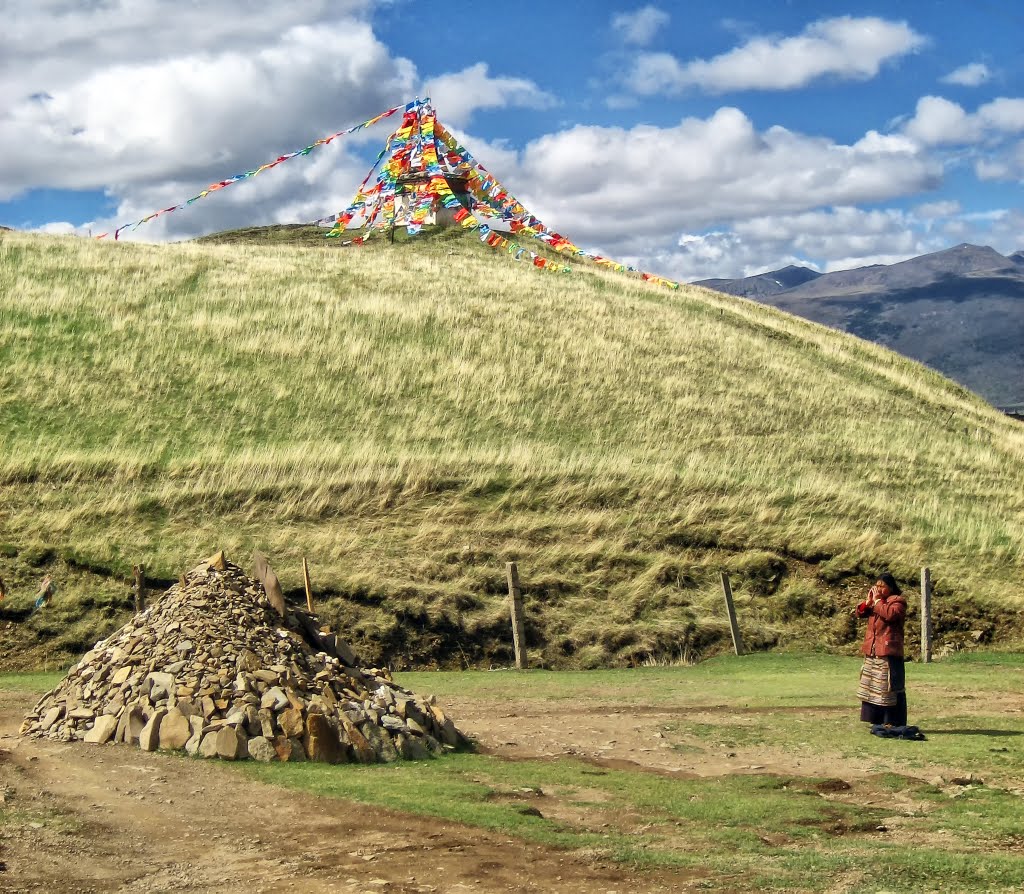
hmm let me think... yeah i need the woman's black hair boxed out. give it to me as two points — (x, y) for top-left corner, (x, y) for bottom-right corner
(877, 572), (902, 596)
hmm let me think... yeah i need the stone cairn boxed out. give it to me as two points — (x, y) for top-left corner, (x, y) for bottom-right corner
(21, 553), (467, 763)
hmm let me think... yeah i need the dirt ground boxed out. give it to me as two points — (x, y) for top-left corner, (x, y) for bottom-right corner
(0, 689), (994, 893)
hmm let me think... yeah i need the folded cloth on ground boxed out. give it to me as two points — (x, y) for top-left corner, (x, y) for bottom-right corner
(870, 724), (926, 740)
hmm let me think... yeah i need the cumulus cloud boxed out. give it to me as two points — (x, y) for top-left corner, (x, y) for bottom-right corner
(903, 95), (1024, 146)
(507, 107), (938, 256)
(941, 62), (991, 87)
(626, 16), (925, 94)
(424, 63), (557, 128)
(611, 6), (670, 46)
(0, 1), (554, 239)
(660, 207), (929, 280)
(649, 202), (1024, 282)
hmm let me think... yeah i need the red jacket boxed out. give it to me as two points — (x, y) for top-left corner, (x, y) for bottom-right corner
(857, 595), (907, 658)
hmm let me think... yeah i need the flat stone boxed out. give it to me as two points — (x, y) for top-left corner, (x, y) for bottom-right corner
(278, 707), (304, 739)
(139, 709), (166, 752)
(176, 640), (194, 654)
(159, 708), (192, 750)
(247, 736), (277, 762)
(83, 715), (119, 745)
(164, 661), (187, 674)
(146, 672), (175, 702)
(260, 687), (289, 712)
(216, 725), (247, 761)
(253, 670), (279, 684)
(68, 707), (96, 721)
(257, 709), (276, 739)
(40, 706), (64, 731)
(111, 666), (132, 686)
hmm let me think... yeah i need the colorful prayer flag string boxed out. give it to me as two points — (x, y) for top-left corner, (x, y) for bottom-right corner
(95, 99), (421, 240)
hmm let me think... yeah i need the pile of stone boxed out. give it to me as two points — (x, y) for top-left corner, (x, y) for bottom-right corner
(21, 553), (466, 763)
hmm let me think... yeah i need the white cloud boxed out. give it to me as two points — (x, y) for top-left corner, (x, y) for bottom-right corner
(611, 6), (670, 46)
(0, 15), (416, 202)
(0, 1), (553, 241)
(652, 204), (1018, 282)
(627, 16), (925, 94)
(914, 199), (961, 218)
(509, 107), (938, 255)
(903, 95), (1024, 146)
(424, 63), (556, 129)
(975, 140), (1024, 182)
(941, 62), (991, 87)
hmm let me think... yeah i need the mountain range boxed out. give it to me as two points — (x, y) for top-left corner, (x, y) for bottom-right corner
(695, 243), (1024, 407)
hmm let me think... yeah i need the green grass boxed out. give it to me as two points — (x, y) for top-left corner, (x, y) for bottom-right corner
(7, 653), (1024, 891)
(2, 227), (1024, 669)
(242, 653), (1024, 893)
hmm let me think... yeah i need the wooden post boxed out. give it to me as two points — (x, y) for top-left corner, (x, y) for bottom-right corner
(132, 564), (145, 613)
(920, 567), (933, 664)
(302, 557), (315, 613)
(719, 572), (745, 656)
(505, 562), (527, 670)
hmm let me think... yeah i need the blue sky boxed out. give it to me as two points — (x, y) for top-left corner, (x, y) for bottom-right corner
(1, 0), (1021, 280)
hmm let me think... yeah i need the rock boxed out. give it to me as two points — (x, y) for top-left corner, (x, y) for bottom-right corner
(360, 722), (400, 763)
(83, 715), (119, 744)
(206, 550), (228, 571)
(257, 709), (276, 739)
(145, 673), (176, 702)
(260, 687), (289, 712)
(158, 708), (192, 750)
(247, 736), (277, 762)
(139, 709), (167, 752)
(18, 553), (468, 765)
(39, 706), (64, 731)
(278, 707), (304, 739)
(304, 713), (345, 764)
(199, 732), (221, 759)
(216, 725), (248, 761)
(341, 719), (377, 764)
(117, 706), (146, 745)
(396, 733), (431, 761)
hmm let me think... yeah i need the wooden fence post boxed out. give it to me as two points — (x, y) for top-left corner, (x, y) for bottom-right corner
(719, 572), (745, 656)
(920, 567), (933, 664)
(505, 562), (527, 670)
(132, 564), (145, 613)
(302, 557), (315, 613)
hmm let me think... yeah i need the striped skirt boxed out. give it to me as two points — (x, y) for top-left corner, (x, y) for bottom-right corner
(857, 656), (903, 707)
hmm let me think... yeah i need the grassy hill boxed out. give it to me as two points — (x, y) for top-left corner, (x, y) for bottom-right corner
(2, 226), (1023, 670)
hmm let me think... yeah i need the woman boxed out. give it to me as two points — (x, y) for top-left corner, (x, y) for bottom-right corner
(856, 572), (907, 727)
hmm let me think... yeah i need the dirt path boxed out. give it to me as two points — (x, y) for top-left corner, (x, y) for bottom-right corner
(0, 692), (690, 894)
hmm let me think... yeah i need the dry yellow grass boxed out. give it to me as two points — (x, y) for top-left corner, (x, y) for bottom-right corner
(1, 227), (1022, 668)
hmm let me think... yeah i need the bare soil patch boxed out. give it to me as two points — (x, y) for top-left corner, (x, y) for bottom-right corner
(0, 692), (692, 893)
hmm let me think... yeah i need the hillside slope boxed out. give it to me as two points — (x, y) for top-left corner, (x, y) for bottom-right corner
(2, 228), (1024, 669)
